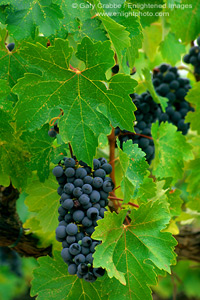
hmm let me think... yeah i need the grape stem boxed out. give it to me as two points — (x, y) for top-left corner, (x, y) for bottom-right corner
(108, 196), (139, 208)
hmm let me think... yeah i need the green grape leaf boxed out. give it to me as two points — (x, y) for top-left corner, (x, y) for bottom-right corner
(151, 122), (194, 183)
(92, 201), (177, 299)
(0, 28), (41, 87)
(166, 189), (183, 217)
(142, 68), (168, 112)
(135, 177), (157, 205)
(185, 82), (200, 135)
(54, 0), (92, 33)
(0, 110), (31, 188)
(119, 141), (150, 203)
(3, 0), (64, 39)
(31, 251), (105, 300)
(168, 0), (200, 43)
(21, 124), (68, 182)
(160, 32), (185, 65)
(0, 79), (12, 111)
(25, 174), (59, 233)
(76, 18), (108, 42)
(143, 23), (162, 62)
(13, 37), (137, 165)
(185, 158), (200, 208)
(93, 0), (131, 67)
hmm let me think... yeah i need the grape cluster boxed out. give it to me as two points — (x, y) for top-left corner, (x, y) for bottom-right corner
(0, 247), (22, 277)
(48, 123), (59, 138)
(183, 37), (200, 74)
(153, 63), (194, 135)
(117, 92), (160, 163)
(53, 157), (114, 282)
(116, 64), (194, 163)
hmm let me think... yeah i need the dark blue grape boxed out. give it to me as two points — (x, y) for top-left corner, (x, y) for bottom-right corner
(99, 208), (107, 218)
(83, 272), (96, 282)
(61, 248), (72, 262)
(69, 243), (81, 255)
(81, 246), (90, 255)
(67, 235), (76, 244)
(48, 129), (57, 137)
(83, 176), (93, 185)
(76, 232), (85, 241)
(101, 163), (112, 174)
(64, 183), (74, 194)
(94, 169), (106, 179)
(64, 213), (73, 223)
(85, 253), (94, 264)
(93, 268), (105, 277)
(73, 210), (85, 222)
(92, 177), (103, 189)
(7, 42), (15, 52)
(68, 264), (77, 275)
(62, 199), (74, 210)
(64, 158), (76, 168)
(64, 167), (75, 178)
(98, 157), (107, 165)
(74, 254), (85, 265)
(90, 190), (100, 203)
(79, 194), (90, 205)
(66, 223), (78, 235)
(93, 159), (101, 170)
(75, 168), (87, 179)
(102, 180), (114, 193)
(74, 179), (83, 187)
(56, 226), (66, 239)
(62, 241), (69, 248)
(82, 237), (92, 247)
(100, 190), (109, 200)
(82, 184), (92, 194)
(82, 217), (93, 227)
(73, 187), (83, 198)
(53, 166), (63, 177)
(58, 206), (67, 217)
(77, 263), (88, 275)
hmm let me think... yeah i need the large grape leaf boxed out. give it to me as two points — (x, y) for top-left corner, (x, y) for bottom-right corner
(185, 82), (200, 135)
(93, 0), (131, 67)
(31, 251), (105, 300)
(25, 174), (60, 233)
(168, 0), (200, 43)
(151, 122), (194, 183)
(92, 201), (176, 300)
(13, 37), (137, 165)
(0, 28), (41, 87)
(21, 124), (68, 182)
(159, 32), (185, 65)
(118, 141), (150, 203)
(0, 0), (64, 39)
(0, 110), (31, 188)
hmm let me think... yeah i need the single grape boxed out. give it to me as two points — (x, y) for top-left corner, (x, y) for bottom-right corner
(64, 167), (75, 178)
(69, 243), (81, 255)
(73, 210), (85, 222)
(56, 226), (66, 239)
(73, 187), (83, 198)
(58, 206), (67, 217)
(90, 190), (100, 203)
(139, 138), (149, 149)
(99, 208), (107, 218)
(74, 254), (86, 265)
(75, 168), (87, 179)
(79, 194), (90, 205)
(76, 232), (85, 241)
(61, 248), (72, 262)
(64, 213), (73, 223)
(82, 237), (92, 247)
(64, 183), (74, 194)
(92, 177), (103, 189)
(7, 42), (15, 52)
(98, 157), (107, 165)
(62, 199), (74, 210)
(62, 241), (69, 248)
(64, 158), (76, 168)
(74, 179), (83, 187)
(53, 166), (64, 177)
(82, 184), (93, 194)
(100, 190), (109, 200)
(102, 180), (114, 193)
(67, 235), (76, 244)
(93, 169), (106, 179)
(77, 263), (88, 275)
(82, 217), (93, 227)
(159, 63), (169, 73)
(48, 129), (57, 138)
(83, 272), (96, 282)
(66, 223), (78, 236)
(101, 163), (112, 174)
(93, 203), (101, 210)
(112, 64), (119, 74)
(68, 264), (77, 275)
(90, 242), (100, 253)
(83, 176), (93, 185)
(85, 253), (94, 264)
(59, 220), (67, 226)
